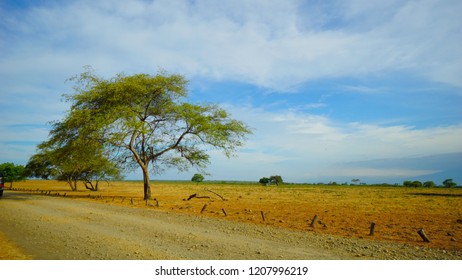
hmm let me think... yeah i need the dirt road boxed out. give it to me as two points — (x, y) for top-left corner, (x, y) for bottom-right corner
(0, 192), (459, 260)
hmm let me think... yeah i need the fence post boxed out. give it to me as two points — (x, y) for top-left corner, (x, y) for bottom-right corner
(417, 229), (431, 242)
(369, 222), (376, 236)
(200, 203), (208, 214)
(310, 214), (318, 228)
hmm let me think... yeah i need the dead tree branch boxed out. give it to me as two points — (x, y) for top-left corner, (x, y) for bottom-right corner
(186, 193), (211, 200)
(205, 188), (226, 201)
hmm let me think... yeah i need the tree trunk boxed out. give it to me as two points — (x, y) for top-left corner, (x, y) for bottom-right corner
(73, 179), (78, 191)
(66, 178), (77, 191)
(142, 166), (152, 200)
(84, 180), (99, 191)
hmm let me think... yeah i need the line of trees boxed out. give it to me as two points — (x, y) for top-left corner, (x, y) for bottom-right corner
(403, 179), (458, 188)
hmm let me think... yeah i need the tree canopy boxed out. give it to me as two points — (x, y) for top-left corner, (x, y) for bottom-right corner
(191, 173), (205, 183)
(259, 175), (283, 186)
(37, 68), (251, 199)
(443, 179), (457, 188)
(0, 162), (26, 188)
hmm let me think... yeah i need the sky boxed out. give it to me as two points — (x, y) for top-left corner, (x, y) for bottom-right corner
(1, 0), (461, 184)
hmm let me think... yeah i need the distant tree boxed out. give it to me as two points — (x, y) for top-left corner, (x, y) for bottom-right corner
(403, 181), (413, 187)
(351, 178), (361, 185)
(423, 181), (435, 188)
(442, 179), (457, 188)
(0, 162), (26, 188)
(259, 177), (270, 186)
(411, 181), (423, 188)
(191, 173), (204, 184)
(269, 175), (283, 186)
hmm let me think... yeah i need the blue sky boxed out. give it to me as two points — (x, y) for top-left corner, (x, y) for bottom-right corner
(1, 0), (461, 184)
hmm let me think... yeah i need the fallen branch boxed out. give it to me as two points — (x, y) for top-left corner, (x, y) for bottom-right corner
(186, 193), (211, 200)
(205, 188), (226, 201)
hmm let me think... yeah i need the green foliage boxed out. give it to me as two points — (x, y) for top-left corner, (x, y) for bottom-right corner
(32, 141), (122, 191)
(403, 181), (412, 187)
(259, 177), (270, 186)
(0, 162), (27, 187)
(30, 122), (123, 191)
(403, 180), (423, 187)
(269, 175), (283, 185)
(423, 181), (435, 188)
(442, 179), (457, 188)
(191, 173), (205, 183)
(25, 153), (57, 180)
(43, 67), (251, 199)
(412, 180), (423, 188)
(259, 175), (283, 186)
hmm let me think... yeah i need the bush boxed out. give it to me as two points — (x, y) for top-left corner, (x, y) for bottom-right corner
(259, 177), (270, 186)
(191, 173), (204, 183)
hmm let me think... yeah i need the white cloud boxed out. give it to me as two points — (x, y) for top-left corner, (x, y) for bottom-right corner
(1, 0), (461, 92)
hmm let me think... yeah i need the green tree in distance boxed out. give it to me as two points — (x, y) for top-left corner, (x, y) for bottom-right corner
(43, 67), (251, 199)
(259, 177), (270, 186)
(191, 173), (205, 184)
(412, 181), (423, 188)
(403, 181), (412, 187)
(443, 179), (457, 188)
(0, 162), (26, 188)
(269, 175), (283, 186)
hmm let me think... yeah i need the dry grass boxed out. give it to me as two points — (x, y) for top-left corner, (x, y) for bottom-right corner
(11, 180), (462, 251)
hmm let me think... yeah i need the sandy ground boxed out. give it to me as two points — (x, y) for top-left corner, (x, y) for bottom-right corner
(0, 191), (460, 260)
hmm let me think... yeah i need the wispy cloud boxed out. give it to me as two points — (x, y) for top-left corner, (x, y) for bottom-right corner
(1, 0), (461, 92)
(340, 85), (383, 95)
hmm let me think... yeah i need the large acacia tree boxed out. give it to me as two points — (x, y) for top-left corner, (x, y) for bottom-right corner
(52, 68), (251, 199)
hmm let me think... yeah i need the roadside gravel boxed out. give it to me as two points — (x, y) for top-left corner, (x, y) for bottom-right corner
(0, 192), (460, 260)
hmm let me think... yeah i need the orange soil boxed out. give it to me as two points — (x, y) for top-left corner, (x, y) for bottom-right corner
(11, 180), (462, 251)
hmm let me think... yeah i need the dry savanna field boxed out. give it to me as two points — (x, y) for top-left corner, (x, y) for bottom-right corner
(9, 180), (462, 251)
